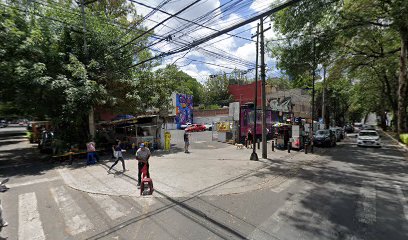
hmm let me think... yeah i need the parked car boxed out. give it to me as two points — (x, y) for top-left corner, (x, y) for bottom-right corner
(204, 123), (213, 131)
(0, 120), (7, 128)
(185, 124), (206, 132)
(354, 123), (363, 133)
(180, 123), (192, 130)
(361, 124), (376, 131)
(330, 127), (343, 141)
(313, 129), (337, 147)
(344, 124), (354, 133)
(357, 130), (381, 147)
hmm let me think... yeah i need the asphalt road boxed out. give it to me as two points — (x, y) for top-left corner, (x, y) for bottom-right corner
(0, 126), (408, 240)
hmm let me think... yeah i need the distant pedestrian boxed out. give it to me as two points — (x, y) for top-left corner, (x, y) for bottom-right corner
(86, 141), (99, 165)
(108, 140), (126, 173)
(136, 143), (151, 188)
(246, 129), (253, 148)
(184, 130), (190, 153)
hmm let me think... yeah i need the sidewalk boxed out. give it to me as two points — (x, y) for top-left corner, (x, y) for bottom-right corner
(58, 143), (326, 198)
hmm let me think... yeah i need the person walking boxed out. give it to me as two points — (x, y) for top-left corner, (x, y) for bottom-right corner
(86, 141), (99, 165)
(246, 129), (253, 148)
(108, 140), (126, 173)
(184, 130), (190, 153)
(136, 143), (151, 188)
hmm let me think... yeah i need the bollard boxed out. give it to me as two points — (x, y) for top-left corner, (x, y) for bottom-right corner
(272, 140), (275, 152)
(305, 143), (308, 154)
(288, 142), (291, 153)
(257, 139), (260, 149)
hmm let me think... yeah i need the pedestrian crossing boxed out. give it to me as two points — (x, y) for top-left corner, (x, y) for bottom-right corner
(3, 184), (156, 240)
(3, 180), (408, 240)
(249, 182), (408, 240)
(18, 192), (45, 240)
(50, 186), (94, 235)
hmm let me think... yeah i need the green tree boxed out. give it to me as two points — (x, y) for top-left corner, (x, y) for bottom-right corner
(204, 73), (233, 107)
(269, 0), (408, 134)
(0, 0), (153, 143)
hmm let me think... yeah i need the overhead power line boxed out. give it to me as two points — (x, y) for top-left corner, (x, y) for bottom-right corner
(129, 0), (302, 68)
(129, 0), (255, 42)
(113, 0), (201, 52)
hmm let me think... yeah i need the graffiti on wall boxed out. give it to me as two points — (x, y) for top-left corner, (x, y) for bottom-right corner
(175, 94), (193, 128)
(269, 97), (292, 112)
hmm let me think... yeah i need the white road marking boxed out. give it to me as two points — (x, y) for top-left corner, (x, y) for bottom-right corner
(248, 186), (311, 240)
(133, 196), (156, 208)
(50, 186), (93, 235)
(18, 192), (46, 240)
(395, 185), (408, 221)
(89, 194), (129, 220)
(357, 181), (376, 224)
(8, 176), (60, 188)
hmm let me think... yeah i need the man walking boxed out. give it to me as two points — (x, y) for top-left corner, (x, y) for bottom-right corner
(184, 130), (190, 153)
(136, 143), (151, 188)
(108, 140), (126, 173)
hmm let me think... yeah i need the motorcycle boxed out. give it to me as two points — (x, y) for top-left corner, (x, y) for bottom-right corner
(0, 178), (9, 232)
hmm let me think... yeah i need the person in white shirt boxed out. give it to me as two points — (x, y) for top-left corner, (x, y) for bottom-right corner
(136, 143), (151, 188)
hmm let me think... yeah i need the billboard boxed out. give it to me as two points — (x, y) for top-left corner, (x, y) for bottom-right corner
(175, 93), (193, 129)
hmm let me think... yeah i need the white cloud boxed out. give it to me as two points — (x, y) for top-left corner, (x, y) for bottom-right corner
(133, 0), (285, 80)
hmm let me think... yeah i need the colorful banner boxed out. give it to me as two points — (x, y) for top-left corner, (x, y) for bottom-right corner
(175, 94), (193, 129)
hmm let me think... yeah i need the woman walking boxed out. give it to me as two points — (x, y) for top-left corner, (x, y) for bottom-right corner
(108, 140), (127, 173)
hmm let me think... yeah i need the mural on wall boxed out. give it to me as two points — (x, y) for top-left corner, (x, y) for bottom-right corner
(175, 94), (193, 129)
(269, 97), (292, 112)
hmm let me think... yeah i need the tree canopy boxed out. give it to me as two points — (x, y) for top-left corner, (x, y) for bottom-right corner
(269, 0), (408, 134)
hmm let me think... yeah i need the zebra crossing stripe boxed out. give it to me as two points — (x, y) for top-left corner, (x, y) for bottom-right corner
(89, 194), (129, 220)
(395, 185), (408, 221)
(248, 186), (312, 239)
(18, 192), (46, 240)
(50, 186), (94, 235)
(357, 181), (376, 224)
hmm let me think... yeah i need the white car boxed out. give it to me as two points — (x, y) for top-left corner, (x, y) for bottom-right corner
(180, 123), (192, 130)
(204, 123), (213, 131)
(357, 130), (381, 147)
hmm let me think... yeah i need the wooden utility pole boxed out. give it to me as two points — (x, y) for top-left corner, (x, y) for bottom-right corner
(80, 0), (95, 138)
(260, 18), (267, 159)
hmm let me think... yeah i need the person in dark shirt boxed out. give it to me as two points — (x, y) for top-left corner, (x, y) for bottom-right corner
(108, 140), (126, 173)
(184, 131), (190, 153)
(246, 129), (253, 148)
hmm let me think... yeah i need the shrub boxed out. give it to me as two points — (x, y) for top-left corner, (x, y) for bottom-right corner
(400, 133), (408, 145)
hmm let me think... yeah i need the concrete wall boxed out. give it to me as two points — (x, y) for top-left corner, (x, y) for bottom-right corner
(195, 116), (223, 124)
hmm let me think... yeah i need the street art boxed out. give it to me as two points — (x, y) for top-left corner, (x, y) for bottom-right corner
(175, 94), (193, 129)
(269, 97), (292, 112)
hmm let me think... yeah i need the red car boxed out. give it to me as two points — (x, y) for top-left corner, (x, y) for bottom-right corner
(185, 124), (206, 132)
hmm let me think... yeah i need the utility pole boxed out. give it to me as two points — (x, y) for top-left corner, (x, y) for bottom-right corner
(250, 23), (260, 161)
(80, 0), (95, 138)
(260, 18), (267, 159)
(322, 66), (327, 129)
(311, 38), (316, 153)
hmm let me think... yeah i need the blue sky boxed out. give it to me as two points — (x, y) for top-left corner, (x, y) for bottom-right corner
(136, 0), (282, 83)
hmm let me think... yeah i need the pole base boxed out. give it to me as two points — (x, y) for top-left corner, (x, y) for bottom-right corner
(250, 152), (259, 161)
